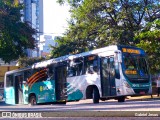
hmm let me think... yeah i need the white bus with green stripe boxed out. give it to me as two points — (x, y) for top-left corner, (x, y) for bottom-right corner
(4, 45), (152, 104)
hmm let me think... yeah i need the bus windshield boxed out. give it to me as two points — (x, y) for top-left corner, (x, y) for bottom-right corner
(123, 53), (149, 79)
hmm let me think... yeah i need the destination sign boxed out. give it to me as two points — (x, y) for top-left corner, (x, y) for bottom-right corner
(122, 48), (140, 54)
(125, 70), (137, 75)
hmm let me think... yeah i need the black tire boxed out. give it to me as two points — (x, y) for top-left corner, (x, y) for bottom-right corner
(118, 96), (125, 102)
(29, 95), (37, 105)
(100, 98), (106, 101)
(93, 88), (100, 104)
(58, 101), (66, 104)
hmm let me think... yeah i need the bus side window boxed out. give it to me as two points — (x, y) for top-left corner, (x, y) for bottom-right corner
(67, 67), (76, 77)
(84, 55), (99, 74)
(67, 58), (83, 77)
(93, 60), (99, 73)
(75, 58), (83, 76)
(39, 68), (48, 82)
(35, 67), (55, 82)
(6, 75), (13, 87)
(29, 68), (47, 82)
(46, 66), (54, 80)
(24, 70), (32, 82)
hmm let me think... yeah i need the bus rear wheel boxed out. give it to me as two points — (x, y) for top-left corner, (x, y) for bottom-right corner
(93, 88), (100, 104)
(29, 95), (37, 105)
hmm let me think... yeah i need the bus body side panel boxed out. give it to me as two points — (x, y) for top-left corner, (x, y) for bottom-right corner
(28, 80), (56, 103)
(67, 74), (101, 101)
(114, 62), (127, 96)
(67, 76), (83, 101)
(5, 87), (15, 104)
(23, 84), (29, 104)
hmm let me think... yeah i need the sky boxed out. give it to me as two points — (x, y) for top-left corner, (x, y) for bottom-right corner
(43, 0), (70, 36)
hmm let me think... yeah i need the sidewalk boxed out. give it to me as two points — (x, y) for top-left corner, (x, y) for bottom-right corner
(127, 95), (160, 101)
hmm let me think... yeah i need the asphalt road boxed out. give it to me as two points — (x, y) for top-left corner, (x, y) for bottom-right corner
(1, 97), (160, 111)
(0, 96), (160, 119)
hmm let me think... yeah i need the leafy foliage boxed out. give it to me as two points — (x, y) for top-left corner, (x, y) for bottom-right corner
(54, 0), (160, 73)
(17, 57), (45, 67)
(136, 19), (160, 73)
(0, 0), (36, 63)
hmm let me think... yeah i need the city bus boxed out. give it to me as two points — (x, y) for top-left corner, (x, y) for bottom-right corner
(4, 63), (67, 105)
(4, 45), (152, 104)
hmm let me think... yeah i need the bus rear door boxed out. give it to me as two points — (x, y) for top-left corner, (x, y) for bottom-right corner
(14, 73), (24, 104)
(55, 64), (67, 102)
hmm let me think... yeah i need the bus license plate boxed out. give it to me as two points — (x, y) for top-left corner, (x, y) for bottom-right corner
(140, 91), (145, 94)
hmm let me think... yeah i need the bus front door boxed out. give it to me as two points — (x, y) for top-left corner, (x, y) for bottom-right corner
(55, 65), (67, 102)
(14, 74), (24, 104)
(101, 57), (116, 97)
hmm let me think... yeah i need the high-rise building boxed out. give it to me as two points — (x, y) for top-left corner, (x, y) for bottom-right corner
(21, 0), (44, 57)
(39, 35), (58, 57)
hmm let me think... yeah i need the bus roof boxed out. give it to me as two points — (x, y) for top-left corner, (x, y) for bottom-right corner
(32, 45), (145, 69)
(5, 67), (31, 75)
(4, 45), (145, 73)
(31, 45), (119, 68)
(4, 45), (145, 74)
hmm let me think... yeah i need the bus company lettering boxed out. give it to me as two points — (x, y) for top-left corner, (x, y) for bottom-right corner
(132, 84), (140, 87)
(40, 85), (53, 91)
(40, 86), (48, 91)
(132, 84), (150, 88)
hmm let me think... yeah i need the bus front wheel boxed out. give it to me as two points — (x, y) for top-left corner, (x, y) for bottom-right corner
(29, 95), (37, 105)
(93, 88), (100, 104)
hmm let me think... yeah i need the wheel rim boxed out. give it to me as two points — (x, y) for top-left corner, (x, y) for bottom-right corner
(30, 97), (36, 105)
(32, 99), (35, 104)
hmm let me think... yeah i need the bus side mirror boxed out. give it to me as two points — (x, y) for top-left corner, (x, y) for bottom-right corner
(114, 51), (121, 79)
(115, 63), (120, 79)
(115, 51), (122, 63)
(117, 53), (122, 63)
(114, 51), (122, 63)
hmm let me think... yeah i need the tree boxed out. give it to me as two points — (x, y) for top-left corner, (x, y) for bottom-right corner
(54, 0), (159, 52)
(136, 19), (160, 73)
(53, 0), (160, 73)
(0, 0), (36, 63)
(17, 57), (45, 67)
